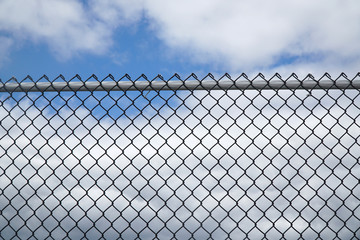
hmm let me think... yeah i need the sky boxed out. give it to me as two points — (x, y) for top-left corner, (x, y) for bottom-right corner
(1, 0), (360, 239)
(0, 0), (360, 80)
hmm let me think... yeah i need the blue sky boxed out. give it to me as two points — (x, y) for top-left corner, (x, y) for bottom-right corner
(1, 0), (360, 81)
(0, 20), (196, 80)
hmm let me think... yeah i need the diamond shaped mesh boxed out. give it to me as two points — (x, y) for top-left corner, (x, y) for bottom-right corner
(0, 74), (360, 239)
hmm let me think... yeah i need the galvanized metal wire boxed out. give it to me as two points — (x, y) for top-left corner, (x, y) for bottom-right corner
(1, 73), (360, 239)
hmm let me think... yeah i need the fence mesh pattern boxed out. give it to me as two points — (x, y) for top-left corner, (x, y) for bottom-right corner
(1, 74), (360, 239)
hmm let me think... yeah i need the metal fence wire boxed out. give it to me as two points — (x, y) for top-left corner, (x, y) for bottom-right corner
(0, 73), (360, 239)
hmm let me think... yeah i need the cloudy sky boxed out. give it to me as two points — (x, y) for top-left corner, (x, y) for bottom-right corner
(0, 0), (360, 80)
(1, 0), (360, 239)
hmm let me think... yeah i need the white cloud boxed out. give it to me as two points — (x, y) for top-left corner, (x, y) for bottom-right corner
(0, 0), (359, 73)
(89, 0), (144, 26)
(144, 0), (360, 73)
(0, 0), (143, 60)
(0, 36), (13, 66)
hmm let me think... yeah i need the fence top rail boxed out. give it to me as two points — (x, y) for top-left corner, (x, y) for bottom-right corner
(1, 73), (360, 92)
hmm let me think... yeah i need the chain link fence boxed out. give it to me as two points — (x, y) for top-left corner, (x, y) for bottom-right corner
(1, 73), (360, 239)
